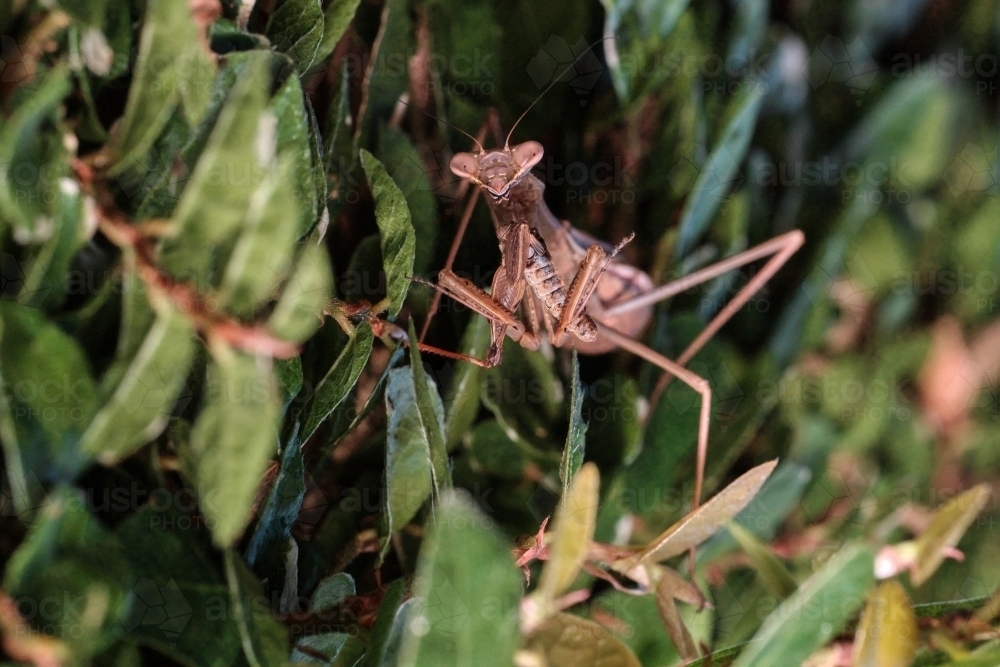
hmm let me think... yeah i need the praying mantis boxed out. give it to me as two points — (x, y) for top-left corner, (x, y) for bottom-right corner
(415, 90), (805, 514)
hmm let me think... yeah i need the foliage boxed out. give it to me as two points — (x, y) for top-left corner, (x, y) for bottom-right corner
(1, 0), (999, 665)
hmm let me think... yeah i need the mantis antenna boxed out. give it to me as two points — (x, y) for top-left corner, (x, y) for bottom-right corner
(392, 91), (485, 153)
(504, 34), (616, 149)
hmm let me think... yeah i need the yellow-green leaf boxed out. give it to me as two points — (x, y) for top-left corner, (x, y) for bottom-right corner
(629, 460), (778, 566)
(536, 462), (600, 607)
(852, 580), (918, 667)
(912, 485), (991, 586)
(522, 613), (642, 667)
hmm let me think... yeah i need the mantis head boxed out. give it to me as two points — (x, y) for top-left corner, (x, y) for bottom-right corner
(450, 141), (544, 202)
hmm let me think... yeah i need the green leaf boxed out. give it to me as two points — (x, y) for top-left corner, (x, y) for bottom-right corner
(0, 65), (71, 236)
(601, 0), (692, 100)
(271, 72), (322, 237)
(466, 420), (527, 478)
(158, 53), (274, 291)
(675, 86), (765, 259)
(80, 308), (196, 463)
(267, 237), (334, 343)
(560, 350), (587, 489)
(397, 492), (522, 667)
(317, 0), (363, 64)
(187, 349), (282, 547)
(4, 487), (132, 659)
(322, 62), (356, 225)
(0, 301), (98, 480)
(843, 73), (958, 192)
(358, 0), (410, 143)
(725, 521), (797, 600)
(379, 367), (434, 561)
(911, 485), (991, 586)
(853, 581), (918, 667)
(275, 355), (304, 412)
(300, 321), (374, 443)
(408, 320), (451, 495)
(266, 0), (324, 74)
(523, 613), (642, 667)
(731, 544), (874, 667)
(15, 174), (84, 311)
(111, 0), (215, 167)
(482, 343), (563, 447)
(217, 156), (300, 318)
(360, 149), (416, 318)
(377, 126), (438, 275)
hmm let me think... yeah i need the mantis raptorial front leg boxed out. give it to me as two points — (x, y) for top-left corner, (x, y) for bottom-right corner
(422, 221), (634, 367)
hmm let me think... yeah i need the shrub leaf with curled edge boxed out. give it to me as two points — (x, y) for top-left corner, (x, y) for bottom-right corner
(614, 459), (779, 580)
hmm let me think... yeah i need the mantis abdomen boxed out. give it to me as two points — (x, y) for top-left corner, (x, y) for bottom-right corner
(522, 227), (598, 342)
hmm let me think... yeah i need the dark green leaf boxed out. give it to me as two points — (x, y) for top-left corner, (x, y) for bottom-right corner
(377, 126), (438, 275)
(111, 0), (215, 167)
(359, 150), (416, 318)
(266, 0), (324, 74)
(244, 435), (305, 575)
(271, 73), (322, 237)
(317, 0), (362, 64)
(301, 321), (374, 443)
(158, 53), (273, 290)
(268, 236), (335, 344)
(117, 509), (249, 665)
(187, 349), (282, 547)
(675, 87), (765, 259)
(80, 308), (196, 463)
(725, 520), (797, 600)
(223, 549), (291, 667)
(442, 315), (489, 452)
(362, 578), (406, 667)
(4, 487), (132, 659)
(0, 66), (71, 236)
(408, 320), (451, 495)
(0, 301), (97, 481)
(560, 350), (587, 489)
(379, 367), (434, 561)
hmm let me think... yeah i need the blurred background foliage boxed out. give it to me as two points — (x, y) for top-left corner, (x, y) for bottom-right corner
(1, 0), (999, 665)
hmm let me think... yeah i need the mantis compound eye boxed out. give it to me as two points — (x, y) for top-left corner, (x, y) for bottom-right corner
(450, 152), (480, 180)
(511, 141), (544, 172)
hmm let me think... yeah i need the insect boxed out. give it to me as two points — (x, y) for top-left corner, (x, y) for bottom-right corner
(416, 52), (805, 515)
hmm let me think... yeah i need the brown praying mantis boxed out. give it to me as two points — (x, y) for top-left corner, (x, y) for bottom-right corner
(413, 52), (805, 517)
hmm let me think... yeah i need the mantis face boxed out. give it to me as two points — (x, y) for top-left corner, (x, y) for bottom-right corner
(449, 141), (544, 202)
